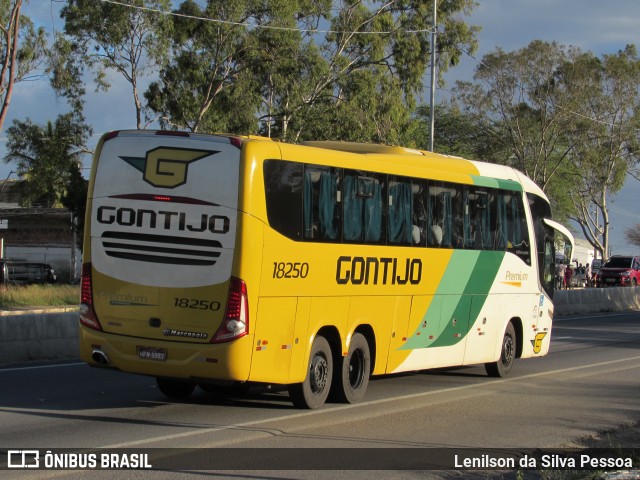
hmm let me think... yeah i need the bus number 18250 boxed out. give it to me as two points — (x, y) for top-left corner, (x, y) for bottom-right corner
(272, 262), (309, 279)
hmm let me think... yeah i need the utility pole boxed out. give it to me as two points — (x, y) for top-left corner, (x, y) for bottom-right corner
(428, 0), (437, 152)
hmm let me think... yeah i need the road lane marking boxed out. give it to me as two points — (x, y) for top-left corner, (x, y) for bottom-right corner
(100, 354), (640, 448)
(0, 362), (85, 373)
(555, 312), (639, 321)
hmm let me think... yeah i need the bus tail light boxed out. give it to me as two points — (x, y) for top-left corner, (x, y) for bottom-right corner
(79, 263), (102, 331)
(212, 277), (248, 343)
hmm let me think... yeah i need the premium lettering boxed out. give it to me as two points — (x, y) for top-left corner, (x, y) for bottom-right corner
(97, 206), (230, 234)
(336, 256), (422, 285)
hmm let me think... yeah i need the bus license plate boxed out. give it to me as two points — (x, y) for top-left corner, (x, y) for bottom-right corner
(137, 347), (167, 361)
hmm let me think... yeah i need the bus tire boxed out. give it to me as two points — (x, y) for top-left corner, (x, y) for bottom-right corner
(156, 378), (196, 399)
(288, 336), (333, 409)
(335, 333), (370, 404)
(485, 322), (516, 378)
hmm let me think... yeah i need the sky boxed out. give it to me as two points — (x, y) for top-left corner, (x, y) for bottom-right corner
(4, 0), (640, 255)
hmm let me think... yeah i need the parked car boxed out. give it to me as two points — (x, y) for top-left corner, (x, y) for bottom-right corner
(0, 260), (57, 285)
(595, 255), (640, 287)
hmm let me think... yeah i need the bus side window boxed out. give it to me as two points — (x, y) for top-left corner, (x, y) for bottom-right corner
(388, 177), (413, 245)
(451, 185), (464, 248)
(464, 188), (489, 250)
(304, 166), (341, 241)
(463, 188), (472, 248)
(496, 192), (509, 250)
(343, 171), (384, 243)
(264, 160), (303, 241)
(429, 182), (458, 248)
(411, 180), (428, 246)
(465, 188), (494, 250)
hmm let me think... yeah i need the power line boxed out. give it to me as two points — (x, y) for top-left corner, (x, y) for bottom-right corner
(609, 205), (640, 220)
(99, 0), (437, 35)
(99, 0), (640, 133)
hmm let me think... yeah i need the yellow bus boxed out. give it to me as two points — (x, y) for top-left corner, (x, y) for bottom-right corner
(79, 130), (573, 409)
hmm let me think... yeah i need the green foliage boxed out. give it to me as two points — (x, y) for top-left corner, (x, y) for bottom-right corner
(453, 41), (581, 192)
(3, 113), (91, 208)
(410, 103), (495, 158)
(451, 40), (640, 257)
(144, 0), (480, 141)
(48, 34), (86, 114)
(144, 0), (262, 132)
(61, 163), (88, 248)
(60, 0), (173, 129)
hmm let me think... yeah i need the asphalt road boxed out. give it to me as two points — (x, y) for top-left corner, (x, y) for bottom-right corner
(1, 311), (639, 479)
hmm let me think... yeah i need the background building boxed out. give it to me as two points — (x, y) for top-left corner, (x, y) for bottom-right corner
(0, 179), (80, 283)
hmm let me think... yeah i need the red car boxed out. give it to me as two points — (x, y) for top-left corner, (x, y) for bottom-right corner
(596, 255), (640, 287)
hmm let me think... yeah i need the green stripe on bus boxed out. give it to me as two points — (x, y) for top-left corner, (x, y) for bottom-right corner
(471, 175), (523, 192)
(401, 250), (505, 350)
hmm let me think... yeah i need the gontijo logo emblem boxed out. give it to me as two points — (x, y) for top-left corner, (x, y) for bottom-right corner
(531, 332), (547, 354)
(120, 147), (217, 188)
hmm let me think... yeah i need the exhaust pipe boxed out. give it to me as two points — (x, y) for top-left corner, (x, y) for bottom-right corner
(92, 350), (111, 365)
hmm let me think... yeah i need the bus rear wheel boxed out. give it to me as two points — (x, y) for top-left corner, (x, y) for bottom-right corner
(288, 336), (333, 409)
(485, 322), (516, 378)
(156, 378), (196, 399)
(334, 333), (370, 404)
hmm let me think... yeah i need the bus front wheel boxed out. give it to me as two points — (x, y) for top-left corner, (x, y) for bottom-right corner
(288, 336), (333, 409)
(334, 333), (370, 404)
(485, 322), (516, 378)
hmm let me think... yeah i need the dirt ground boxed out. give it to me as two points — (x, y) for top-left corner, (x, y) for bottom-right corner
(574, 420), (640, 449)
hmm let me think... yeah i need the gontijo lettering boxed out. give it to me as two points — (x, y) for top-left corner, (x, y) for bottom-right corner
(336, 256), (422, 285)
(96, 206), (230, 234)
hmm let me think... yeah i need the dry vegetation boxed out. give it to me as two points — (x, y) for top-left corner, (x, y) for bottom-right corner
(0, 284), (79, 309)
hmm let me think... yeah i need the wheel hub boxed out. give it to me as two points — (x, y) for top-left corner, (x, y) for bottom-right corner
(349, 350), (365, 389)
(310, 354), (328, 393)
(502, 336), (514, 365)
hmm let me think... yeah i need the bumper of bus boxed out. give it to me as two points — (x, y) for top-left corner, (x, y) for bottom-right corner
(79, 325), (254, 382)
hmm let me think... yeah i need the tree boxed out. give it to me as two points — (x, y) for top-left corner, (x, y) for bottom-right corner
(61, 161), (88, 248)
(563, 46), (640, 259)
(249, 0), (332, 141)
(259, 0), (480, 143)
(452, 41), (582, 193)
(409, 102), (495, 158)
(61, 0), (172, 129)
(146, 0), (480, 142)
(452, 41), (640, 259)
(0, 0), (47, 131)
(625, 225), (640, 247)
(3, 113), (91, 208)
(145, 0), (261, 133)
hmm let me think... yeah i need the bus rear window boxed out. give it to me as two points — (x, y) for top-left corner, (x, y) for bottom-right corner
(264, 160), (303, 240)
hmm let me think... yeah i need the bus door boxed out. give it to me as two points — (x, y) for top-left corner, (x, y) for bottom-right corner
(386, 293), (471, 373)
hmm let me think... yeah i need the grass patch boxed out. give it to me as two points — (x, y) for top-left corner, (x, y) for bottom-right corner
(0, 284), (79, 309)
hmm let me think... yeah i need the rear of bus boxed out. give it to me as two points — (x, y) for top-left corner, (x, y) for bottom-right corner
(79, 131), (254, 392)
